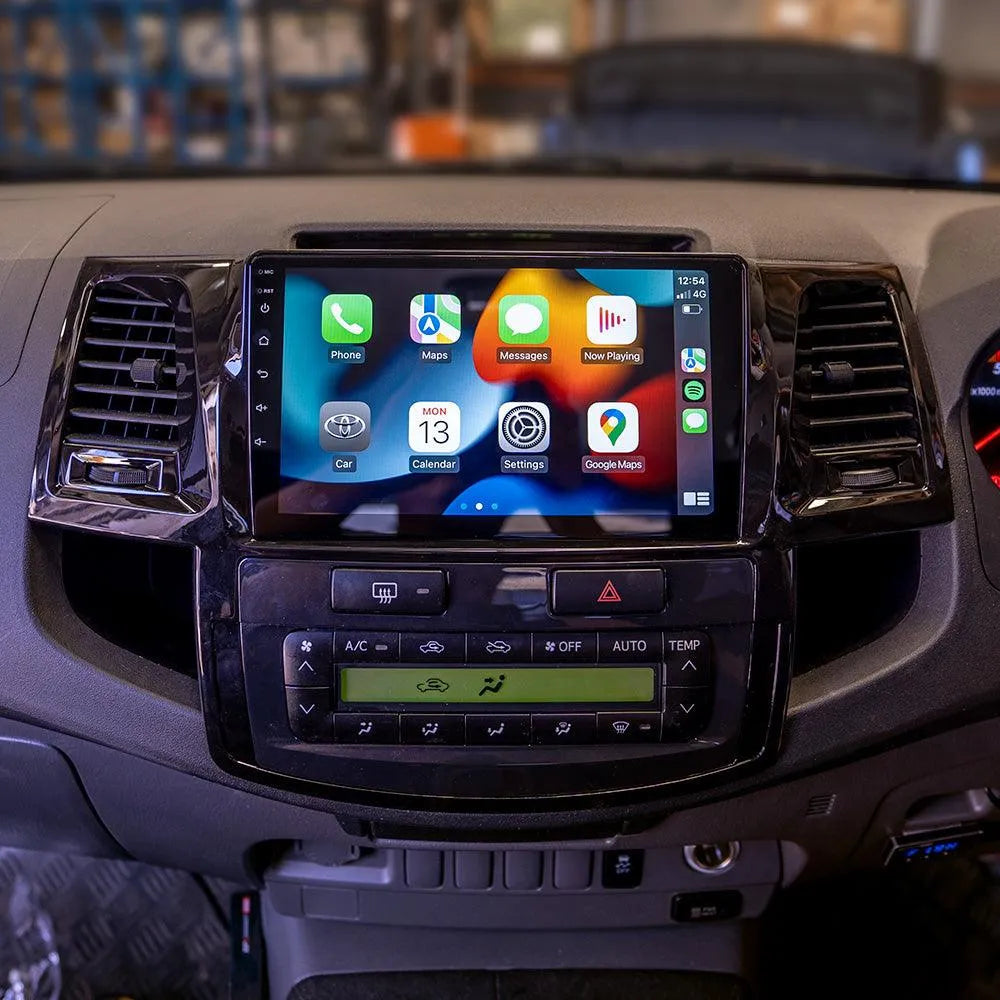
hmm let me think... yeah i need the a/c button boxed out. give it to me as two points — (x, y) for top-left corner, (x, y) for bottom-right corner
(551, 569), (665, 616)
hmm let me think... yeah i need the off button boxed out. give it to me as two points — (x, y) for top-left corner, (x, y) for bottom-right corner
(550, 569), (665, 616)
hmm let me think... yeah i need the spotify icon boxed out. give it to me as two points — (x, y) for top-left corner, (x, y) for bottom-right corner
(682, 379), (706, 402)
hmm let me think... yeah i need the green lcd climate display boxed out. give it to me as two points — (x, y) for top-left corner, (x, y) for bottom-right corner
(339, 667), (656, 705)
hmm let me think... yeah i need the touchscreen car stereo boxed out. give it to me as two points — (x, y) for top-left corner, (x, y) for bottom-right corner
(246, 252), (745, 540)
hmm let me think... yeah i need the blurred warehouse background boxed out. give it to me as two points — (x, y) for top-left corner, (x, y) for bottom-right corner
(0, 0), (997, 182)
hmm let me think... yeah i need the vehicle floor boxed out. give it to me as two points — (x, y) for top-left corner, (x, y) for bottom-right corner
(760, 857), (1000, 1000)
(0, 847), (238, 1000)
(286, 970), (750, 1000)
(7, 845), (999, 1000)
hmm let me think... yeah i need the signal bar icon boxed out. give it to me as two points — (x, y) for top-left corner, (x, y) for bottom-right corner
(587, 295), (638, 346)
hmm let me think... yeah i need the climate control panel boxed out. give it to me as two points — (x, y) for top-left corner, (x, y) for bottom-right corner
(218, 554), (787, 804)
(280, 628), (713, 746)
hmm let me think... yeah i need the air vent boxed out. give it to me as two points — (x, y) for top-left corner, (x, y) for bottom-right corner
(64, 278), (195, 452)
(805, 793), (837, 818)
(793, 280), (920, 455)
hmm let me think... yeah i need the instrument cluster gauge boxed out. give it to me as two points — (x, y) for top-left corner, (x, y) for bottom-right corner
(969, 342), (1000, 488)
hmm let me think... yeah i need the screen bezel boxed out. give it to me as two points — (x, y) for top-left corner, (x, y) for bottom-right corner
(246, 250), (747, 543)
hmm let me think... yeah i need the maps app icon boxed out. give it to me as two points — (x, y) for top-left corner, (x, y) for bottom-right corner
(410, 294), (461, 345)
(680, 347), (707, 374)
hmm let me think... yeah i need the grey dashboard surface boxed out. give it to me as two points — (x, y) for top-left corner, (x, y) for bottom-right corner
(0, 194), (108, 387)
(2, 174), (1000, 828)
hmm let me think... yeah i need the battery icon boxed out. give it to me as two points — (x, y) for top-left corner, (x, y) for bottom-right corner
(681, 304), (703, 315)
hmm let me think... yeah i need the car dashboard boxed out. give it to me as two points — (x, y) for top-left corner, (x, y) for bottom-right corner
(4, 172), (1000, 993)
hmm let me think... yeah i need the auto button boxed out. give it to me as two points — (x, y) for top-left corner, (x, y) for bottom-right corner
(599, 631), (663, 662)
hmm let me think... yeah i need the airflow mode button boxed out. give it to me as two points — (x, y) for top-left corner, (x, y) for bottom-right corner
(550, 569), (664, 616)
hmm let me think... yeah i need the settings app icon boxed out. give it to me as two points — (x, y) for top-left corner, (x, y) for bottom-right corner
(498, 402), (550, 454)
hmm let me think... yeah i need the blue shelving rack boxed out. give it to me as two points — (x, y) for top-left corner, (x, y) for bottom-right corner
(0, 0), (250, 166)
(256, 0), (387, 161)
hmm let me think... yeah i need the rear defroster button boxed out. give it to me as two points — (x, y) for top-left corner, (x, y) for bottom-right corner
(331, 569), (446, 615)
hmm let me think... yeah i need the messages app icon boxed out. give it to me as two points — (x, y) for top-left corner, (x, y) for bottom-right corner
(499, 294), (549, 344)
(321, 293), (373, 344)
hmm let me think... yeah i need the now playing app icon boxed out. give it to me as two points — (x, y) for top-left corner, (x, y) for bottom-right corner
(587, 295), (637, 345)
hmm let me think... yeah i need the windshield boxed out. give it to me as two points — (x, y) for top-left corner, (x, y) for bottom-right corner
(0, 0), (991, 186)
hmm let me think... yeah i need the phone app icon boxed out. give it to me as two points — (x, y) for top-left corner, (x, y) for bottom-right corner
(587, 295), (638, 345)
(410, 294), (461, 345)
(498, 401), (550, 453)
(319, 401), (371, 452)
(321, 293), (373, 344)
(682, 378), (706, 402)
(499, 295), (550, 345)
(587, 401), (639, 454)
(409, 401), (461, 454)
(680, 347), (707, 374)
(682, 408), (709, 435)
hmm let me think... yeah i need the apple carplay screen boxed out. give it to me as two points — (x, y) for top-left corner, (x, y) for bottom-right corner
(247, 252), (745, 541)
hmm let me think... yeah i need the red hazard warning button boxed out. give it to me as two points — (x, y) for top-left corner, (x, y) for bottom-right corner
(550, 569), (665, 616)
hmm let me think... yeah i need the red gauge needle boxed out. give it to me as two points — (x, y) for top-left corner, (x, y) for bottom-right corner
(975, 426), (1000, 452)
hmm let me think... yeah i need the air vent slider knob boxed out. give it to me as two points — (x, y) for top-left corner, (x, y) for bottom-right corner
(130, 357), (164, 387)
(821, 360), (855, 388)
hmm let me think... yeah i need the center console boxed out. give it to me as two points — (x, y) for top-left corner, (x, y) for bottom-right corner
(218, 250), (787, 808)
(29, 238), (950, 818)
